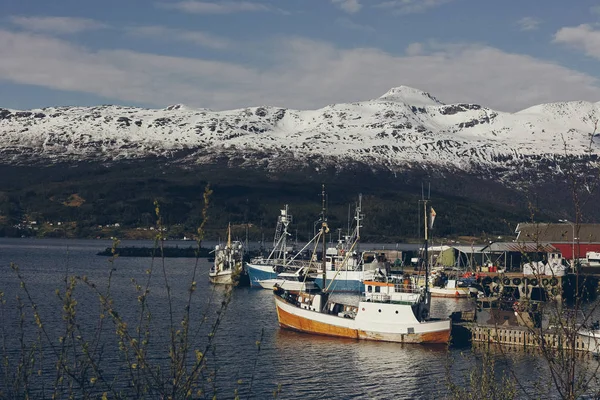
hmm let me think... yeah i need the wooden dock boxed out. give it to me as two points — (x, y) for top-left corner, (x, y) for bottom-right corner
(467, 324), (599, 353)
(450, 309), (600, 354)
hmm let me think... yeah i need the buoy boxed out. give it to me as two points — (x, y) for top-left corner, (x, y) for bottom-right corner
(455, 291), (460, 297)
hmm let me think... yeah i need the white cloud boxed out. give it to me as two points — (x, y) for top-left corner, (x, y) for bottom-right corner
(9, 16), (107, 34)
(1, 30), (599, 112)
(554, 24), (600, 60)
(267, 39), (600, 111)
(376, 0), (453, 15)
(517, 17), (541, 31)
(405, 42), (424, 56)
(0, 30), (259, 108)
(335, 17), (374, 32)
(157, 1), (270, 14)
(126, 26), (231, 49)
(332, 0), (362, 13)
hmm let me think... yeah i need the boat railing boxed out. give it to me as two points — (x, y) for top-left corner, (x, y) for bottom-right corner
(286, 259), (313, 268)
(393, 284), (424, 294)
(248, 257), (311, 268)
(363, 291), (422, 304)
(367, 293), (391, 302)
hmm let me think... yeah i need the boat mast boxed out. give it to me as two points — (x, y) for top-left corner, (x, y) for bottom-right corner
(227, 222), (231, 248)
(356, 194), (362, 242)
(321, 184), (327, 292)
(423, 199), (429, 296)
(282, 205), (288, 265)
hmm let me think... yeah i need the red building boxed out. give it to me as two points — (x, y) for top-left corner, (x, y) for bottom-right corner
(515, 223), (600, 261)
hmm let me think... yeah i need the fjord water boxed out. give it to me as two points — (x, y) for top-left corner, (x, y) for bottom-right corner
(0, 238), (561, 398)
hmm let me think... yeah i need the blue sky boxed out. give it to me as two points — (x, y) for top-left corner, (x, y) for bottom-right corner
(1, 0), (600, 111)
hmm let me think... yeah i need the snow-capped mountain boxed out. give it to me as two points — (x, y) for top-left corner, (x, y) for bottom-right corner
(1, 86), (599, 178)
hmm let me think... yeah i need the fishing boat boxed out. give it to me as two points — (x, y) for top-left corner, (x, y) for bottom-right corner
(252, 195), (377, 292)
(578, 322), (600, 355)
(272, 190), (451, 344)
(253, 243), (375, 293)
(257, 267), (320, 292)
(209, 224), (245, 285)
(245, 205), (311, 287)
(429, 269), (471, 298)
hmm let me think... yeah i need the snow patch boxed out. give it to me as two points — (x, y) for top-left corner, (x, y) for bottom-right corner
(377, 85), (443, 106)
(0, 86), (599, 174)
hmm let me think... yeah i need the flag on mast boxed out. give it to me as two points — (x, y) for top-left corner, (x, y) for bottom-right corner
(429, 207), (436, 229)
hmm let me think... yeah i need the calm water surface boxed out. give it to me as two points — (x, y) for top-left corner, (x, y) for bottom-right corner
(0, 238), (580, 399)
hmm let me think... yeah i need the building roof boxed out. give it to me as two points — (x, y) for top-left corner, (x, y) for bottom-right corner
(515, 223), (600, 243)
(426, 245), (453, 252)
(481, 241), (558, 253)
(452, 245), (487, 254)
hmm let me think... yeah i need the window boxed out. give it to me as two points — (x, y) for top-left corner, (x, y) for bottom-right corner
(367, 285), (372, 292)
(375, 286), (381, 293)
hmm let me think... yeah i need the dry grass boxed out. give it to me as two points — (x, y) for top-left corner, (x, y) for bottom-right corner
(62, 194), (86, 207)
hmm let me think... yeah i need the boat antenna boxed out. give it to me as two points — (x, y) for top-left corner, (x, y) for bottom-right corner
(423, 199), (429, 299)
(321, 184), (328, 292)
(244, 198), (249, 249)
(347, 203), (351, 237)
(356, 193), (362, 242)
(227, 222), (231, 248)
(282, 205), (291, 265)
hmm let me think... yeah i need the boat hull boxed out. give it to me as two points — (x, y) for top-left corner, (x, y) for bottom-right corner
(246, 263), (278, 288)
(578, 330), (600, 354)
(209, 263), (246, 285)
(246, 263), (365, 293)
(248, 264), (364, 292)
(255, 276), (363, 292)
(257, 279), (319, 292)
(209, 271), (235, 285)
(274, 296), (450, 344)
(429, 286), (470, 298)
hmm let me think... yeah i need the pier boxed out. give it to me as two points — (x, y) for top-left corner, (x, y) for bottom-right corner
(450, 305), (600, 354)
(467, 324), (599, 354)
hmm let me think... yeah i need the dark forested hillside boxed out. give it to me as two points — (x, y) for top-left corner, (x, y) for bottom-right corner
(0, 157), (573, 242)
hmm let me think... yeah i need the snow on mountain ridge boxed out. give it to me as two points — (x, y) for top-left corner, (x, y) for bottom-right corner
(0, 87), (599, 177)
(377, 85), (443, 106)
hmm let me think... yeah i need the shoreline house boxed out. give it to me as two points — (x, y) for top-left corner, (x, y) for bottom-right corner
(515, 223), (600, 266)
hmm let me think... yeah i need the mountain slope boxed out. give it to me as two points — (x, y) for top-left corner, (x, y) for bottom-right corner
(1, 86), (598, 176)
(1, 86), (600, 239)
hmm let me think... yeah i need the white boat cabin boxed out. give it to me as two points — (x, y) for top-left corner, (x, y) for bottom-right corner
(363, 275), (424, 305)
(324, 246), (360, 271)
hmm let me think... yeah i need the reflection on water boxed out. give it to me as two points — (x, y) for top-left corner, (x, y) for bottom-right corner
(1, 238), (597, 399)
(273, 329), (450, 399)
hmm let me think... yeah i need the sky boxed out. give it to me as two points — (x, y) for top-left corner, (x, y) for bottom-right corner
(1, 0), (600, 112)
